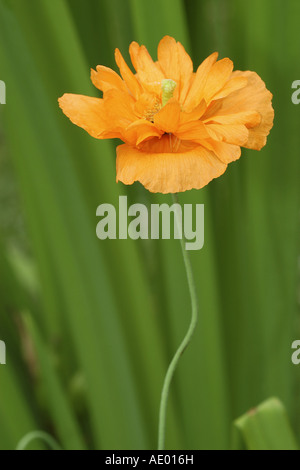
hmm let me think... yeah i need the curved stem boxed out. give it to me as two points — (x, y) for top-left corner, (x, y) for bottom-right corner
(16, 431), (62, 451)
(158, 193), (199, 450)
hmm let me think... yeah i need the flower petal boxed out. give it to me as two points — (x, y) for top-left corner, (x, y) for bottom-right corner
(184, 52), (218, 111)
(202, 58), (234, 102)
(205, 122), (249, 145)
(58, 93), (111, 138)
(180, 99), (207, 125)
(157, 36), (193, 102)
(153, 98), (181, 133)
(116, 142), (227, 193)
(211, 76), (248, 101)
(115, 48), (143, 99)
(128, 42), (140, 72)
(91, 66), (126, 93)
(203, 140), (241, 164)
(215, 71), (274, 150)
(124, 120), (163, 147)
(104, 88), (137, 126)
(129, 41), (164, 92)
(157, 36), (180, 80)
(204, 110), (261, 128)
(175, 120), (211, 142)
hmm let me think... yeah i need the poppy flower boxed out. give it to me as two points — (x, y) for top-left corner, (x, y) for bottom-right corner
(59, 36), (274, 194)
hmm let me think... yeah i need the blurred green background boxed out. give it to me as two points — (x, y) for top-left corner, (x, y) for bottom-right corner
(0, 0), (299, 450)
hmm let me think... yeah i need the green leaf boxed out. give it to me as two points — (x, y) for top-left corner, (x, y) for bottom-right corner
(232, 398), (299, 450)
(23, 312), (87, 450)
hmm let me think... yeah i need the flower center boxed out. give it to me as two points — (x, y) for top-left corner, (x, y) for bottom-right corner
(144, 79), (177, 123)
(161, 79), (177, 107)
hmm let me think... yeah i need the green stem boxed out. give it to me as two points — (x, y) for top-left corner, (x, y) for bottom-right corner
(16, 431), (62, 451)
(158, 192), (199, 450)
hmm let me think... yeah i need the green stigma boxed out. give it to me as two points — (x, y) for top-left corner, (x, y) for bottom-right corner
(161, 79), (177, 107)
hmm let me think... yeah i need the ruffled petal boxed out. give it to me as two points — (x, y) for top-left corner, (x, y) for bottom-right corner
(116, 142), (227, 193)
(115, 48), (143, 99)
(153, 98), (181, 133)
(124, 120), (163, 147)
(58, 93), (110, 138)
(157, 35), (193, 102)
(202, 58), (234, 102)
(184, 52), (218, 111)
(213, 71), (274, 150)
(203, 140), (241, 164)
(204, 110), (261, 128)
(176, 120), (211, 142)
(157, 36), (181, 80)
(211, 76), (248, 101)
(104, 88), (137, 126)
(129, 41), (164, 94)
(180, 99), (207, 125)
(205, 123), (249, 146)
(91, 66), (126, 93)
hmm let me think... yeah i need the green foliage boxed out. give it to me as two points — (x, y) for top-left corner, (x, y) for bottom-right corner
(0, 0), (299, 450)
(232, 398), (298, 450)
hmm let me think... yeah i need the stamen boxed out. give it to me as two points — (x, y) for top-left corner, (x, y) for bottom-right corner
(169, 133), (173, 152)
(144, 99), (161, 122)
(168, 134), (181, 153)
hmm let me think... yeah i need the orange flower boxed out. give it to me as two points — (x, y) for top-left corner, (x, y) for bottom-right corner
(59, 36), (274, 194)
